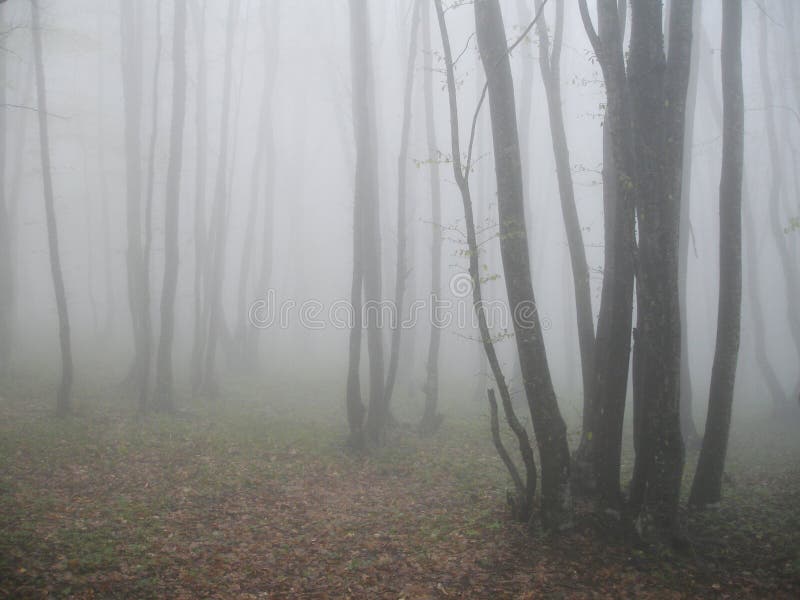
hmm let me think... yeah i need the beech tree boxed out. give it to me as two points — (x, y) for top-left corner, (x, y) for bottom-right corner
(152, 0), (188, 412)
(346, 0), (386, 448)
(31, 0), (74, 415)
(689, 0), (743, 508)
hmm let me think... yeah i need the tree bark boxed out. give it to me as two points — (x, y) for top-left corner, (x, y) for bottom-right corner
(434, 0), (538, 523)
(32, 0), (74, 415)
(153, 0), (188, 412)
(420, 0), (444, 436)
(349, 0), (386, 447)
(689, 0), (743, 507)
(475, 0), (572, 529)
(677, 0), (701, 447)
(627, 0), (692, 538)
(120, 0), (146, 392)
(577, 0), (635, 511)
(200, 0), (240, 398)
(385, 0), (421, 414)
(190, 0), (208, 394)
(534, 0), (595, 487)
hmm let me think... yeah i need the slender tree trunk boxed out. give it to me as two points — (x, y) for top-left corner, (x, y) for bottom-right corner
(120, 0), (146, 391)
(476, 0), (572, 529)
(420, 0), (443, 436)
(677, 0), (701, 447)
(577, 0), (635, 511)
(190, 0), (208, 394)
(435, 0), (538, 522)
(139, 0), (164, 411)
(153, 0), (188, 412)
(534, 0), (595, 484)
(385, 0), (421, 413)
(201, 0), (240, 398)
(349, 0), (387, 447)
(237, 2), (279, 370)
(689, 0), (743, 507)
(0, 16), (11, 375)
(32, 0), (74, 415)
(758, 8), (800, 400)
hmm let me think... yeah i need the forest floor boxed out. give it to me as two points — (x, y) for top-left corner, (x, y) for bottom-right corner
(0, 388), (799, 599)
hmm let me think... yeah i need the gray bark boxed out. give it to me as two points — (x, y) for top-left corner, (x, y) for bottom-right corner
(475, 0), (572, 528)
(153, 0), (188, 412)
(32, 0), (74, 415)
(690, 0), (743, 507)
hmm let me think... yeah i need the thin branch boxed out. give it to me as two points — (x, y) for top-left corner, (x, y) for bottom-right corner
(1, 102), (68, 120)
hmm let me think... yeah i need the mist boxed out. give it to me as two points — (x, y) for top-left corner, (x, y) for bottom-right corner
(0, 0), (798, 597)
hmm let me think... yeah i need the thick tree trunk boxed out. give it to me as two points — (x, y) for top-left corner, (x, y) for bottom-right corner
(349, 0), (386, 447)
(385, 0), (421, 414)
(201, 0), (240, 398)
(577, 0), (635, 511)
(153, 0), (188, 412)
(534, 0), (595, 486)
(476, 0), (571, 529)
(627, 0), (692, 538)
(420, 0), (443, 436)
(689, 0), (743, 507)
(32, 0), (74, 415)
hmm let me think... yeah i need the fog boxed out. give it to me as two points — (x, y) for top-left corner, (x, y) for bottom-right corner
(1, 0), (799, 597)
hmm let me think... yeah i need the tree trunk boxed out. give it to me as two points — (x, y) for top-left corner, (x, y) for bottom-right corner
(139, 0), (164, 411)
(577, 0), (635, 510)
(190, 0), (209, 394)
(153, 0), (188, 412)
(349, 0), (386, 447)
(385, 0), (421, 414)
(475, 0), (572, 529)
(434, 0), (538, 523)
(120, 0), (146, 392)
(0, 17), (10, 375)
(677, 0), (701, 448)
(758, 7), (800, 408)
(689, 0), (743, 507)
(534, 0), (595, 488)
(420, 0), (443, 436)
(201, 0), (240, 398)
(627, 0), (692, 538)
(32, 0), (74, 415)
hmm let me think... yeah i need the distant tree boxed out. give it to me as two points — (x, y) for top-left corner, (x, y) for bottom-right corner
(689, 0), (743, 507)
(0, 9), (11, 376)
(31, 0), (73, 414)
(419, 0), (444, 436)
(677, 0), (701, 448)
(235, 1), (280, 369)
(139, 0), (164, 411)
(199, 0), (240, 398)
(189, 0), (208, 392)
(385, 0), (421, 415)
(152, 0), (188, 412)
(119, 0), (147, 392)
(757, 6), (800, 416)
